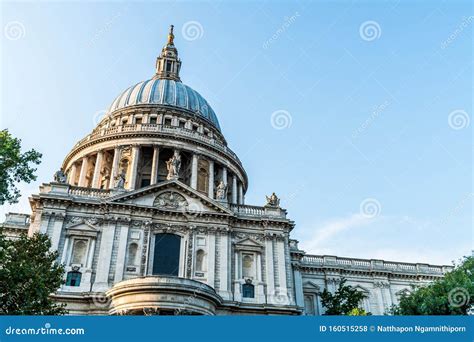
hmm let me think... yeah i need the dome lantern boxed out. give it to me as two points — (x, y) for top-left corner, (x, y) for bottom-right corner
(154, 25), (182, 81)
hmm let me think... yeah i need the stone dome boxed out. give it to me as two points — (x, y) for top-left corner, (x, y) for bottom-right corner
(108, 79), (221, 131)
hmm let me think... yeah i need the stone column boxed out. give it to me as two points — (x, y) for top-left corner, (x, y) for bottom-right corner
(91, 150), (104, 188)
(110, 146), (121, 187)
(191, 154), (198, 189)
(208, 160), (214, 199)
(50, 213), (65, 252)
(293, 266), (304, 307)
(78, 156), (89, 187)
(68, 163), (78, 185)
(238, 182), (244, 205)
(114, 223), (130, 283)
(92, 220), (117, 292)
(265, 238), (275, 303)
(128, 145), (140, 190)
(219, 231), (230, 300)
(150, 145), (160, 185)
(276, 239), (288, 301)
(232, 175), (238, 204)
(222, 166), (227, 186)
(207, 233), (216, 288)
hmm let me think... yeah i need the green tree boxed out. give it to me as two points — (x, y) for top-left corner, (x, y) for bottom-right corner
(320, 278), (370, 315)
(0, 232), (67, 315)
(0, 129), (42, 205)
(390, 256), (473, 315)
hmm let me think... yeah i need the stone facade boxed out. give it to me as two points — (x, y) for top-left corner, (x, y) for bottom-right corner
(1, 27), (452, 315)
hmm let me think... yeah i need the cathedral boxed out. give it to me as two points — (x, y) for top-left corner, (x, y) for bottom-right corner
(1, 26), (452, 315)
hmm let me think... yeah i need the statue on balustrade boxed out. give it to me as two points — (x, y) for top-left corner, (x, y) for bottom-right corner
(53, 168), (67, 183)
(265, 192), (280, 207)
(216, 181), (227, 201)
(166, 150), (181, 180)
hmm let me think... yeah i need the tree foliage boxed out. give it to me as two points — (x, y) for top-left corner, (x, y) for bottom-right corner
(320, 278), (370, 315)
(390, 256), (473, 315)
(0, 232), (67, 315)
(0, 129), (42, 205)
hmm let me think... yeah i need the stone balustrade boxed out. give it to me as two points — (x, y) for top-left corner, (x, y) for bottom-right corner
(72, 123), (242, 167)
(300, 254), (452, 275)
(229, 204), (287, 218)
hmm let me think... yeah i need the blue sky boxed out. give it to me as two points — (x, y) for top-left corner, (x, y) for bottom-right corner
(1, 0), (472, 265)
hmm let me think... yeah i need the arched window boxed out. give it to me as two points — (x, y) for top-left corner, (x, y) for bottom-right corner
(71, 239), (88, 266)
(242, 283), (255, 298)
(242, 254), (253, 278)
(127, 243), (138, 266)
(195, 249), (205, 272)
(66, 271), (82, 287)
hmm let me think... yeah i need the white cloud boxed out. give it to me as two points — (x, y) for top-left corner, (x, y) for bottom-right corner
(299, 213), (377, 253)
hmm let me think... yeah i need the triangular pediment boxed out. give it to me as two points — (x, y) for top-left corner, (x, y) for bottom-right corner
(235, 237), (263, 247)
(302, 280), (321, 291)
(65, 220), (99, 237)
(107, 180), (233, 215)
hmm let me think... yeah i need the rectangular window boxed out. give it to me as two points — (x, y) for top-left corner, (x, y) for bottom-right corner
(149, 117), (157, 124)
(135, 118), (142, 125)
(242, 283), (255, 298)
(66, 271), (82, 287)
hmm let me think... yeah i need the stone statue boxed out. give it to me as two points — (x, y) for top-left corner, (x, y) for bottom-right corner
(100, 167), (110, 189)
(166, 150), (181, 180)
(265, 192), (280, 207)
(216, 181), (227, 201)
(114, 169), (126, 189)
(53, 168), (67, 183)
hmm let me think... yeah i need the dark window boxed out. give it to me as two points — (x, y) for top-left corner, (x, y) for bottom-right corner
(149, 117), (157, 124)
(141, 178), (151, 187)
(135, 118), (142, 125)
(242, 283), (255, 298)
(153, 233), (181, 276)
(164, 118), (172, 126)
(179, 121), (186, 128)
(166, 61), (172, 72)
(66, 271), (82, 287)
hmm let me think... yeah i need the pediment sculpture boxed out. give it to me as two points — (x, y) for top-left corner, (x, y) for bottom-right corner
(153, 191), (187, 209)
